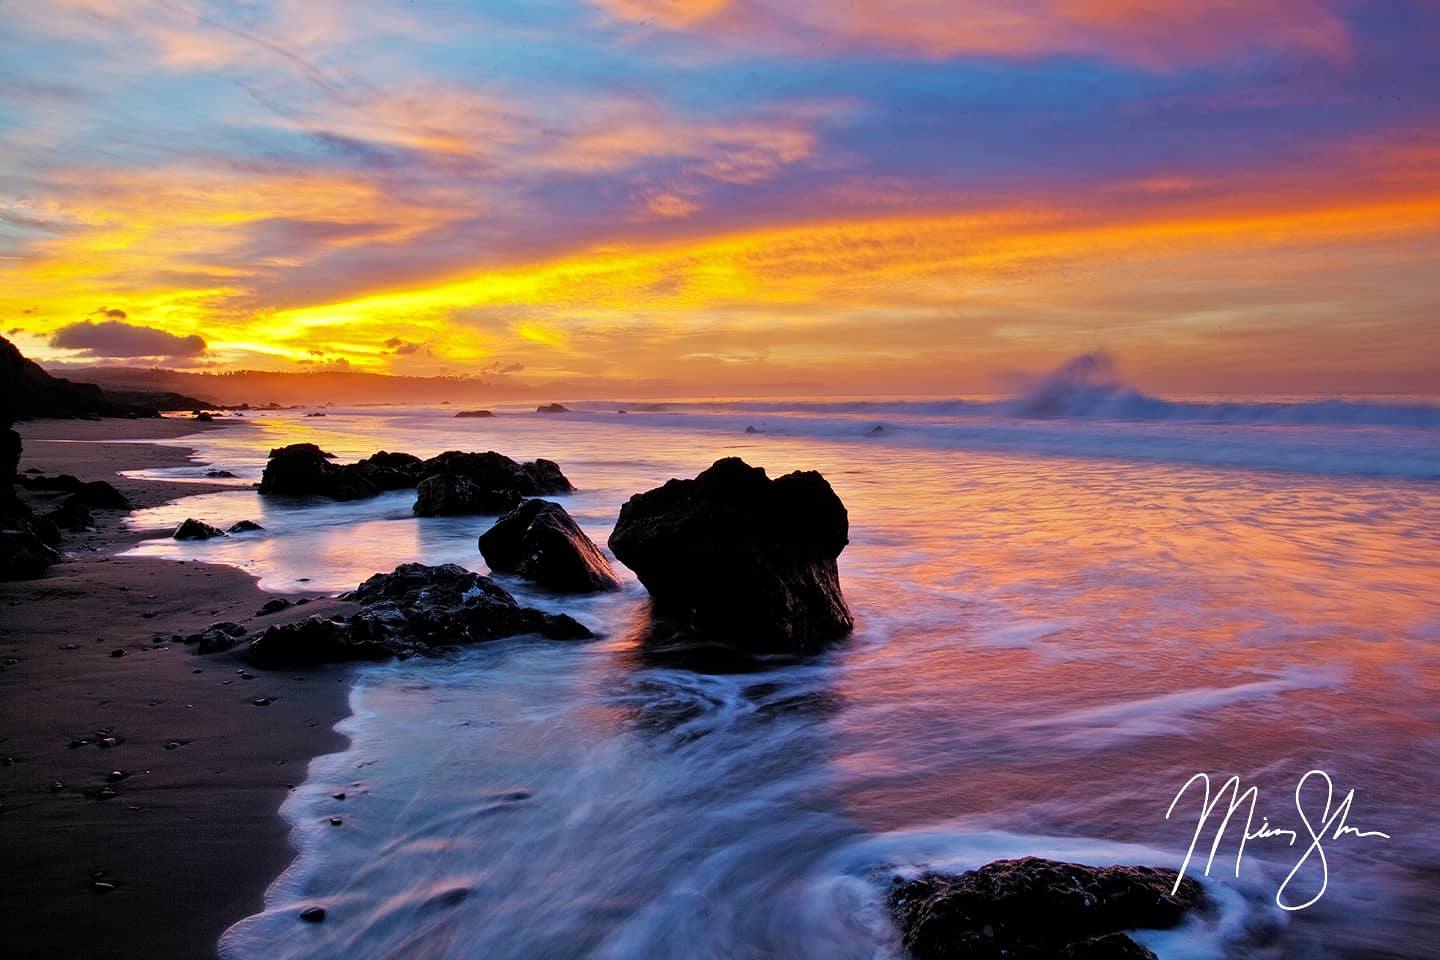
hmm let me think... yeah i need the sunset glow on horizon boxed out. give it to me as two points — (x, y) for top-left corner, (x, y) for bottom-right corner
(2, 0), (1437, 396)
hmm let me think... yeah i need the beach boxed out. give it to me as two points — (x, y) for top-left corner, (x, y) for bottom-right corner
(0, 419), (355, 960)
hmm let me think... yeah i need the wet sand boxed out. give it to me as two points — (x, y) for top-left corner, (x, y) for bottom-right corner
(0, 419), (357, 959)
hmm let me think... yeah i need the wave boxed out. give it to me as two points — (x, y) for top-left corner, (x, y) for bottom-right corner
(589, 352), (1440, 429)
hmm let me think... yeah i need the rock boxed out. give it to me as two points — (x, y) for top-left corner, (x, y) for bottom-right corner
(455, 409), (494, 418)
(305, 412), (326, 417)
(256, 597), (291, 616)
(608, 457), (852, 653)
(259, 443), (379, 501)
(745, 425), (761, 434)
(867, 424), (886, 436)
(173, 518), (225, 540)
(417, 451), (573, 496)
(299, 906), (326, 923)
(414, 473), (521, 517)
(15, 475), (130, 510)
(193, 411), (214, 422)
(40, 495), (93, 532)
(206, 469), (238, 478)
(353, 451), (423, 491)
(110, 649), (125, 657)
(268, 442), (334, 459)
(186, 621), (250, 654)
(535, 403), (569, 414)
(479, 499), (620, 592)
(253, 697), (271, 706)
(228, 520), (264, 533)
(0, 529), (61, 580)
(887, 857), (1205, 960)
(249, 563), (590, 667)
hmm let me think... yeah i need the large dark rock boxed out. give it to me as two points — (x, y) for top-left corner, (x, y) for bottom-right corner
(416, 451), (573, 496)
(535, 403), (569, 414)
(40, 495), (93, 532)
(14, 474), (130, 510)
(258, 443), (378, 501)
(247, 564), (590, 667)
(455, 409), (494, 418)
(353, 450), (423, 491)
(0, 529), (61, 580)
(608, 457), (852, 653)
(413, 474), (521, 517)
(173, 518), (225, 540)
(888, 857), (1206, 960)
(479, 499), (620, 592)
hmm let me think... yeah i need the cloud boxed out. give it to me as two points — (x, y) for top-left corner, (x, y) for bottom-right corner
(49, 319), (207, 358)
(483, 360), (524, 375)
(383, 336), (421, 355)
(592, 0), (1353, 68)
(89, 306), (127, 319)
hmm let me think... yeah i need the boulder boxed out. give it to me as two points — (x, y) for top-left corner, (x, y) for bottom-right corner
(246, 563), (591, 667)
(14, 474), (130, 510)
(455, 409), (494, 418)
(228, 520), (264, 533)
(535, 403), (569, 414)
(173, 518), (225, 540)
(608, 457), (852, 653)
(479, 499), (620, 592)
(258, 443), (377, 501)
(0, 529), (61, 580)
(414, 474), (522, 517)
(416, 451), (573, 496)
(353, 450), (423, 491)
(183, 621), (250, 654)
(41, 495), (93, 532)
(888, 857), (1206, 960)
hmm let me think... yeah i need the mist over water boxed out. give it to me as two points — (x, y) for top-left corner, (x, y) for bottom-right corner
(120, 365), (1440, 959)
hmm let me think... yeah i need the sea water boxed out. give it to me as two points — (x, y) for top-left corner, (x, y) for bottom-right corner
(122, 374), (1440, 959)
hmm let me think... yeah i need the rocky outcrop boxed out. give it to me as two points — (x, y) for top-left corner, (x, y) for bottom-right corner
(258, 443), (379, 500)
(413, 473), (522, 517)
(535, 403), (569, 414)
(1, 426), (61, 580)
(888, 857), (1206, 960)
(173, 518), (225, 540)
(246, 563), (591, 667)
(608, 457), (852, 653)
(455, 409), (494, 418)
(2, 335), (209, 420)
(14, 475), (130, 510)
(228, 520), (264, 533)
(259, 445), (572, 506)
(479, 499), (620, 592)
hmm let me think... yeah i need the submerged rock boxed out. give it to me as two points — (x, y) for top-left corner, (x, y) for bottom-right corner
(413, 473), (521, 517)
(455, 409), (494, 418)
(535, 403), (569, 414)
(246, 563), (591, 667)
(479, 499), (621, 592)
(173, 518), (225, 540)
(888, 857), (1206, 960)
(608, 457), (852, 653)
(228, 520), (264, 533)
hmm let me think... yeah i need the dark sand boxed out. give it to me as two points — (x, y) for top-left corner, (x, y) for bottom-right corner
(0, 419), (357, 959)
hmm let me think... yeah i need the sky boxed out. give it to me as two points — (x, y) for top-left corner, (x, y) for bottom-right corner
(1, 0), (1437, 396)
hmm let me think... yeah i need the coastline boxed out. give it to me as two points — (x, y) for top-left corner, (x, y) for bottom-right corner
(0, 418), (357, 960)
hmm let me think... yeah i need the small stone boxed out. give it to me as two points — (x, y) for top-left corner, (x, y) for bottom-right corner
(107, 770), (128, 782)
(110, 648), (126, 658)
(98, 737), (118, 749)
(96, 786), (117, 800)
(165, 741), (181, 750)
(240, 672), (254, 680)
(61, 643), (79, 650)
(0, 756), (14, 766)
(332, 792), (346, 800)
(50, 781), (64, 793)
(68, 738), (89, 749)
(299, 906), (326, 923)
(329, 817), (342, 826)
(91, 880), (117, 893)
(253, 697), (272, 706)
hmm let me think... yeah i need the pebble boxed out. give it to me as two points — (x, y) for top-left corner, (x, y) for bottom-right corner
(68, 738), (89, 749)
(299, 906), (326, 923)
(333, 792), (346, 800)
(240, 672), (254, 680)
(107, 770), (128, 783)
(61, 643), (79, 650)
(0, 756), (14, 766)
(50, 781), (64, 793)
(99, 737), (119, 749)
(91, 880), (117, 894)
(165, 741), (183, 750)
(110, 649), (126, 658)
(329, 817), (342, 826)
(253, 697), (272, 706)
(96, 786), (117, 800)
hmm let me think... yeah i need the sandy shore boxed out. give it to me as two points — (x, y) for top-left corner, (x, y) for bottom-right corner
(0, 418), (357, 959)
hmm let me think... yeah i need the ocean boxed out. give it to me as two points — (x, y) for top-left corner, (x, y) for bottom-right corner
(120, 375), (1440, 959)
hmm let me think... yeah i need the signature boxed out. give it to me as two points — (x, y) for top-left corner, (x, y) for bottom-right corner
(1165, 769), (1390, 911)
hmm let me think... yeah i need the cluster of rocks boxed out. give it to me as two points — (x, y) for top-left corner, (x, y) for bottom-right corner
(258, 443), (573, 515)
(1, 426), (134, 580)
(172, 518), (263, 540)
(888, 857), (1206, 960)
(243, 563), (592, 667)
